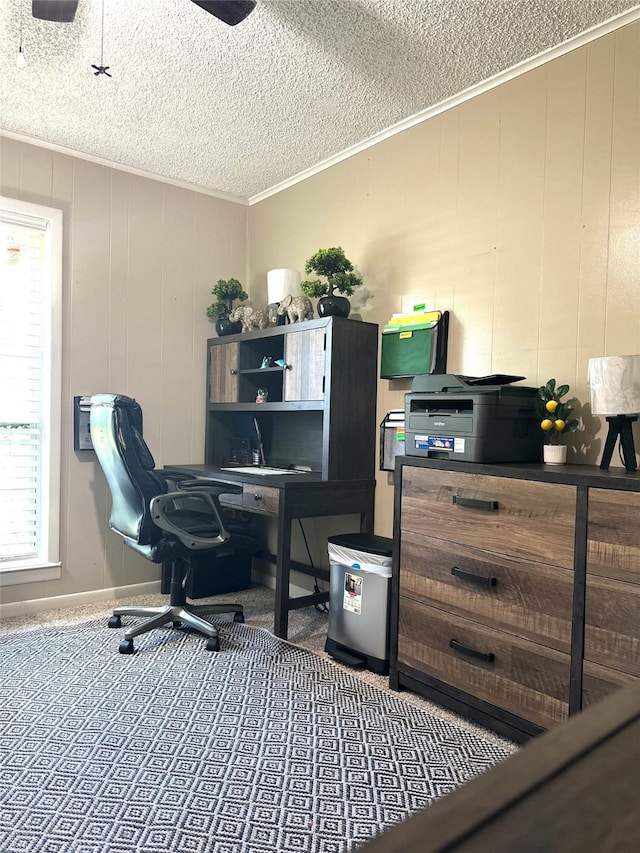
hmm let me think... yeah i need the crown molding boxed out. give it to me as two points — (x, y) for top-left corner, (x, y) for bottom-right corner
(0, 130), (249, 205)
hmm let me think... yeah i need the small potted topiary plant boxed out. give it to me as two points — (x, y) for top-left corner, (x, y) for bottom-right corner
(206, 278), (248, 336)
(536, 378), (580, 464)
(300, 247), (362, 318)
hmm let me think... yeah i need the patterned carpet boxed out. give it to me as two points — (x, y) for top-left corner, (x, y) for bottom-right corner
(0, 612), (514, 852)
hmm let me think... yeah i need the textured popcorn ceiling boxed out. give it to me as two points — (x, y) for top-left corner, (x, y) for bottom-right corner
(1, 0), (638, 201)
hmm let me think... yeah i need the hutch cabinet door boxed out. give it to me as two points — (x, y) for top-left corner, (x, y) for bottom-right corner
(209, 341), (239, 403)
(284, 328), (325, 401)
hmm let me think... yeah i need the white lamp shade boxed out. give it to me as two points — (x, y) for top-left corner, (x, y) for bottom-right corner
(588, 355), (640, 415)
(267, 269), (301, 304)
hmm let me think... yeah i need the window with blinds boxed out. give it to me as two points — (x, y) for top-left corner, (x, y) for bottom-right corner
(0, 198), (62, 577)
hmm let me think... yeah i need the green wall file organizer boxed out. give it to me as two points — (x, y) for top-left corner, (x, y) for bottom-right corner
(380, 311), (449, 379)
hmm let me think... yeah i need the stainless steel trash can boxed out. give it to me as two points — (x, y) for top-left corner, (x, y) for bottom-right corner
(324, 533), (393, 675)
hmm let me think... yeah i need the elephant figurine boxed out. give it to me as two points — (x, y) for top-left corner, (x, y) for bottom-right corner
(228, 305), (270, 333)
(277, 294), (314, 323)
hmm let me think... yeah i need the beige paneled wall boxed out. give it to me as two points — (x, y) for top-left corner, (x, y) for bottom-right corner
(248, 23), (640, 538)
(0, 20), (637, 607)
(0, 137), (248, 605)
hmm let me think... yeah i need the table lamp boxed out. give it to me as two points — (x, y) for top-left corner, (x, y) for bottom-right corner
(588, 355), (640, 472)
(267, 269), (301, 325)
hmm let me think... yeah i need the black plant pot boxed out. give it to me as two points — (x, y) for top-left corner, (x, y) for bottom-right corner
(317, 294), (351, 319)
(215, 317), (242, 336)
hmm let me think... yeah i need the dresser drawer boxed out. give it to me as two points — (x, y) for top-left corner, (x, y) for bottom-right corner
(584, 574), (640, 676)
(398, 597), (570, 729)
(587, 489), (640, 584)
(219, 483), (279, 514)
(399, 530), (573, 651)
(401, 468), (576, 569)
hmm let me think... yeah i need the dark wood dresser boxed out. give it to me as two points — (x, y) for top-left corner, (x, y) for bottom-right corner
(390, 458), (640, 742)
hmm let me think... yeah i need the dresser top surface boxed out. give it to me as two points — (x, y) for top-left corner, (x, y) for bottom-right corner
(396, 457), (640, 491)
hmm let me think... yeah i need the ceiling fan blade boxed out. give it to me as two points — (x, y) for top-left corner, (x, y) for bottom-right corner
(191, 1), (256, 26)
(32, 1), (79, 22)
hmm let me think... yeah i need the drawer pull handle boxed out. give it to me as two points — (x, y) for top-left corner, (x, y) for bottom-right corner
(451, 566), (497, 587)
(452, 495), (499, 511)
(449, 639), (495, 663)
(254, 493), (262, 501)
(230, 369), (237, 375)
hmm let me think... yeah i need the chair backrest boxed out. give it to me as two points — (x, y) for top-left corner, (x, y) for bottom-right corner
(90, 394), (167, 546)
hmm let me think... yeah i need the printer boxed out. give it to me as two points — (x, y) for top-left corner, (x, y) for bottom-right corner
(404, 374), (542, 463)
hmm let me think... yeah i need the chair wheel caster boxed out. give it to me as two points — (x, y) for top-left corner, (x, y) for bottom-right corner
(172, 620), (182, 628)
(119, 639), (134, 654)
(206, 636), (220, 652)
(233, 612), (245, 623)
(108, 615), (122, 629)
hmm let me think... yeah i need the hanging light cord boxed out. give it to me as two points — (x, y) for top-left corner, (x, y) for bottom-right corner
(16, 0), (26, 66)
(99, 0), (105, 66)
(91, 0), (111, 77)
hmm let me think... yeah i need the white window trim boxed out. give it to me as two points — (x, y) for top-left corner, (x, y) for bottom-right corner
(0, 196), (63, 580)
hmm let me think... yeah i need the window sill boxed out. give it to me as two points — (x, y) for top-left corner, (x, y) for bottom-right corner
(0, 562), (61, 586)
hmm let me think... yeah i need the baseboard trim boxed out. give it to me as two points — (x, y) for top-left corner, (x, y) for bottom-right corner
(1, 564), (319, 622)
(0, 581), (162, 621)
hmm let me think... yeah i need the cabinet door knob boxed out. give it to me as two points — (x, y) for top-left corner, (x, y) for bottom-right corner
(451, 566), (498, 587)
(449, 639), (495, 663)
(453, 495), (499, 511)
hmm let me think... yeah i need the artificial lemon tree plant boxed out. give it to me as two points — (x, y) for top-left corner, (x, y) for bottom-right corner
(536, 378), (579, 444)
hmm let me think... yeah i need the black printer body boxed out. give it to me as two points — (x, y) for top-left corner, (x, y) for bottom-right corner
(404, 374), (543, 463)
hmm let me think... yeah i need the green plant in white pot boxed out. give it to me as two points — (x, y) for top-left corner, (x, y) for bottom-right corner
(536, 378), (580, 463)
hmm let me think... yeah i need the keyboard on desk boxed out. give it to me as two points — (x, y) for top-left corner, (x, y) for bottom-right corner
(220, 466), (305, 475)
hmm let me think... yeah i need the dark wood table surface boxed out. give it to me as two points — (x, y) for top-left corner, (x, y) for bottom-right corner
(361, 680), (640, 852)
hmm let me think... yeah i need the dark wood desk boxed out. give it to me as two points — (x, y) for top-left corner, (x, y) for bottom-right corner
(165, 464), (375, 639)
(361, 680), (640, 852)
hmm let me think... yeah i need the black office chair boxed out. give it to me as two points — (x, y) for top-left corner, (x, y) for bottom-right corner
(90, 393), (246, 655)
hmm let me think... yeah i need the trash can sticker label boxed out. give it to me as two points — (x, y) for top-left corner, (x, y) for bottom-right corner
(343, 573), (362, 614)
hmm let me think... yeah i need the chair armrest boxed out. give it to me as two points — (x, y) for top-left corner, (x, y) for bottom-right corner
(174, 479), (243, 498)
(150, 487), (237, 550)
(153, 471), (243, 498)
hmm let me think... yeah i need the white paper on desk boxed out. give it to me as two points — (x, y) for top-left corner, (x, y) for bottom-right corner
(220, 466), (303, 475)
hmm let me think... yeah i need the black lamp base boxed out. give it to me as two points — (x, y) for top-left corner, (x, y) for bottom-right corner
(600, 415), (638, 472)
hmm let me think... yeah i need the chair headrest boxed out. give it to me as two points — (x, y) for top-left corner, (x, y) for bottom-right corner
(91, 392), (141, 416)
(90, 393), (154, 469)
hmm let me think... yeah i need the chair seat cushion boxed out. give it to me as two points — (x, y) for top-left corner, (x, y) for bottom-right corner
(165, 508), (222, 537)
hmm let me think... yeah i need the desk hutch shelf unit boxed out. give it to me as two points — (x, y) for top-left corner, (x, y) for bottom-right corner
(177, 317), (379, 640)
(391, 457), (640, 743)
(206, 316), (378, 480)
